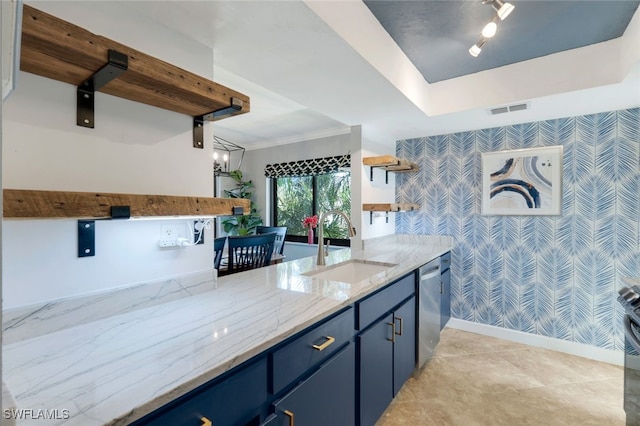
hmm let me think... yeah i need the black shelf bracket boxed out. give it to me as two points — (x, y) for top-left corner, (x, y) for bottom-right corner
(369, 211), (391, 225)
(368, 160), (401, 184)
(77, 206), (131, 257)
(192, 97), (244, 149)
(193, 116), (204, 149)
(110, 206), (131, 219)
(77, 50), (129, 129)
(78, 220), (95, 257)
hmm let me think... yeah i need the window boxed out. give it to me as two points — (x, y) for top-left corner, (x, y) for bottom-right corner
(273, 171), (351, 246)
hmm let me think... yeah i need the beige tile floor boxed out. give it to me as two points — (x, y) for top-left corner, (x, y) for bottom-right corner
(377, 328), (625, 426)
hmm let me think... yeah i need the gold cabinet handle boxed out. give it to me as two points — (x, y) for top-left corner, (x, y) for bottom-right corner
(387, 322), (396, 343)
(284, 409), (294, 426)
(312, 335), (335, 351)
(201, 417), (212, 426)
(395, 316), (403, 336)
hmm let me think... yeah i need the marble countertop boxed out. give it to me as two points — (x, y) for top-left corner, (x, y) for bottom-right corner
(3, 234), (451, 425)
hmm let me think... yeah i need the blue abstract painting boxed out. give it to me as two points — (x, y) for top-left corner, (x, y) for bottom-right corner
(482, 146), (562, 215)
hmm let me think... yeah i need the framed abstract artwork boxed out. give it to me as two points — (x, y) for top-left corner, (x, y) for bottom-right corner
(481, 145), (563, 216)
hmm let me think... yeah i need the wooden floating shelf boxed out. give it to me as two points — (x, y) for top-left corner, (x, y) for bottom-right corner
(363, 155), (418, 183)
(362, 203), (419, 225)
(362, 155), (419, 172)
(3, 189), (250, 219)
(20, 5), (250, 121)
(362, 203), (420, 212)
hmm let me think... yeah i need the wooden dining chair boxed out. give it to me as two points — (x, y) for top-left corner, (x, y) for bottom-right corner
(256, 226), (287, 256)
(227, 233), (277, 274)
(214, 237), (226, 270)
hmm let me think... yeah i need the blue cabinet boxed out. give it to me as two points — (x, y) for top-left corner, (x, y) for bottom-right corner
(359, 297), (417, 425)
(393, 295), (416, 396)
(440, 251), (451, 331)
(134, 270), (423, 426)
(271, 307), (353, 395)
(133, 356), (268, 426)
(358, 313), (394, 426)
(357, 273), (417, 426)
(272, 343), (356, 426)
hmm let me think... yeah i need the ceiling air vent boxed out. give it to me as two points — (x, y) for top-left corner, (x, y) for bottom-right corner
(489, 102), (529, 115)
(509, 103), (528, 112)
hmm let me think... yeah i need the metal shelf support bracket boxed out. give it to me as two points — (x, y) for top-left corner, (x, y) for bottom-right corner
(77, 50), (129, 128)
(193, 98), (244, 149)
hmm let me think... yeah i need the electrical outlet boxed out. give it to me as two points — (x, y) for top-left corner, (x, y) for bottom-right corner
(159, 223), (189, 248)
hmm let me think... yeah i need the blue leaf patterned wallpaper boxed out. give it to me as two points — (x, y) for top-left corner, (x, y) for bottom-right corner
(396, 108), (639, 351)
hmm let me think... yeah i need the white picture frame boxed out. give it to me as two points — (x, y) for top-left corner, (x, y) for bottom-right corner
(2, 0), (23, 102)
(481, 145), (563, 216)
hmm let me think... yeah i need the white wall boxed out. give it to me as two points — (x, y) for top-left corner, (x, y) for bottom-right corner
(359, 134), (396, 241)
(241, 131), (353, 224)
(3, 219), (214, 309)
(3, 73), (213, 195)
(349, 126), (363, 249)
(2, 3), (219, 308)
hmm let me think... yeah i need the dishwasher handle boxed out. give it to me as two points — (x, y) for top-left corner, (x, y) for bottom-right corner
(624, 315), (640, 353)
(419, 266), (441, 280)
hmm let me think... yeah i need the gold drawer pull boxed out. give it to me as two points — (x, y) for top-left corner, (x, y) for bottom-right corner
(201, 417), (212, 426)
(284, 409), (295, 426)
(395, 316), (404, 336)
(312, 335), (336, 351)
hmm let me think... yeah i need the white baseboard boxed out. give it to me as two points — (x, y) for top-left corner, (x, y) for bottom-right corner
(447, 318), (624, 367)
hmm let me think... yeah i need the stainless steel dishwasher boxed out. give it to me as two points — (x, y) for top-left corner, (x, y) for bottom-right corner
(417, 257), (441, 368)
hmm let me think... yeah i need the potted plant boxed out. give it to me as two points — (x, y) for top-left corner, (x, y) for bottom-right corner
(221, 170), (263, 236)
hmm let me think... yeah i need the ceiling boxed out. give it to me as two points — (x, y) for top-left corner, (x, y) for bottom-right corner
(31, 1), (640, 150)
(363, 0), (640, 83)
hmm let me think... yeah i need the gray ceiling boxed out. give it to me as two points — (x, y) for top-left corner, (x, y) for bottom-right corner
(363, 0), (640, 82)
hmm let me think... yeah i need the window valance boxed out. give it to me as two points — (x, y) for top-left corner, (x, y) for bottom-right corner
(265, 154), (350, 178)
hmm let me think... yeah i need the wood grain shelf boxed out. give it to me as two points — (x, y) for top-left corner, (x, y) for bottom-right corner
(362, 203), (419, 212)
(3, 189), (250, 219)
(362, 203), (419, 225)
(20, 5), (250, 122)
(362, 155), (418, 183)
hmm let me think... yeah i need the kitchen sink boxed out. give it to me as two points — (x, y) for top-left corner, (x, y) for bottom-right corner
(302, 259), (397, 284)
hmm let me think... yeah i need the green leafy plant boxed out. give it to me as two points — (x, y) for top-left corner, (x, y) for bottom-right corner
(275, 172), (351, 239)
(221, 170), (263, 236)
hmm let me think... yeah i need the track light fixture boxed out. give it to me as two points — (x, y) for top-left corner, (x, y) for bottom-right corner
(487, 0), (515, 20)
(469, 0), (515, 57)
(468, 39), (486, 57)
(481, 17), (499, 38)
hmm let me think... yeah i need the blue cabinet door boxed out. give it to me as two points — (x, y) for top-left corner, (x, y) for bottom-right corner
(273, 343), (355, 426)
(358, 313), (394, 426)
(133, 357), (267, 426)
(440, 268), (451, 330)
(393, 296), (416, 396)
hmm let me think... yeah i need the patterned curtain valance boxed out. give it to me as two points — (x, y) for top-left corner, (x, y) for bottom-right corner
(265, 154), (350, 178)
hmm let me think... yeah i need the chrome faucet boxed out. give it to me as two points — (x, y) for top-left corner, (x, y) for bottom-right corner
(316, 210), (356, 266)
